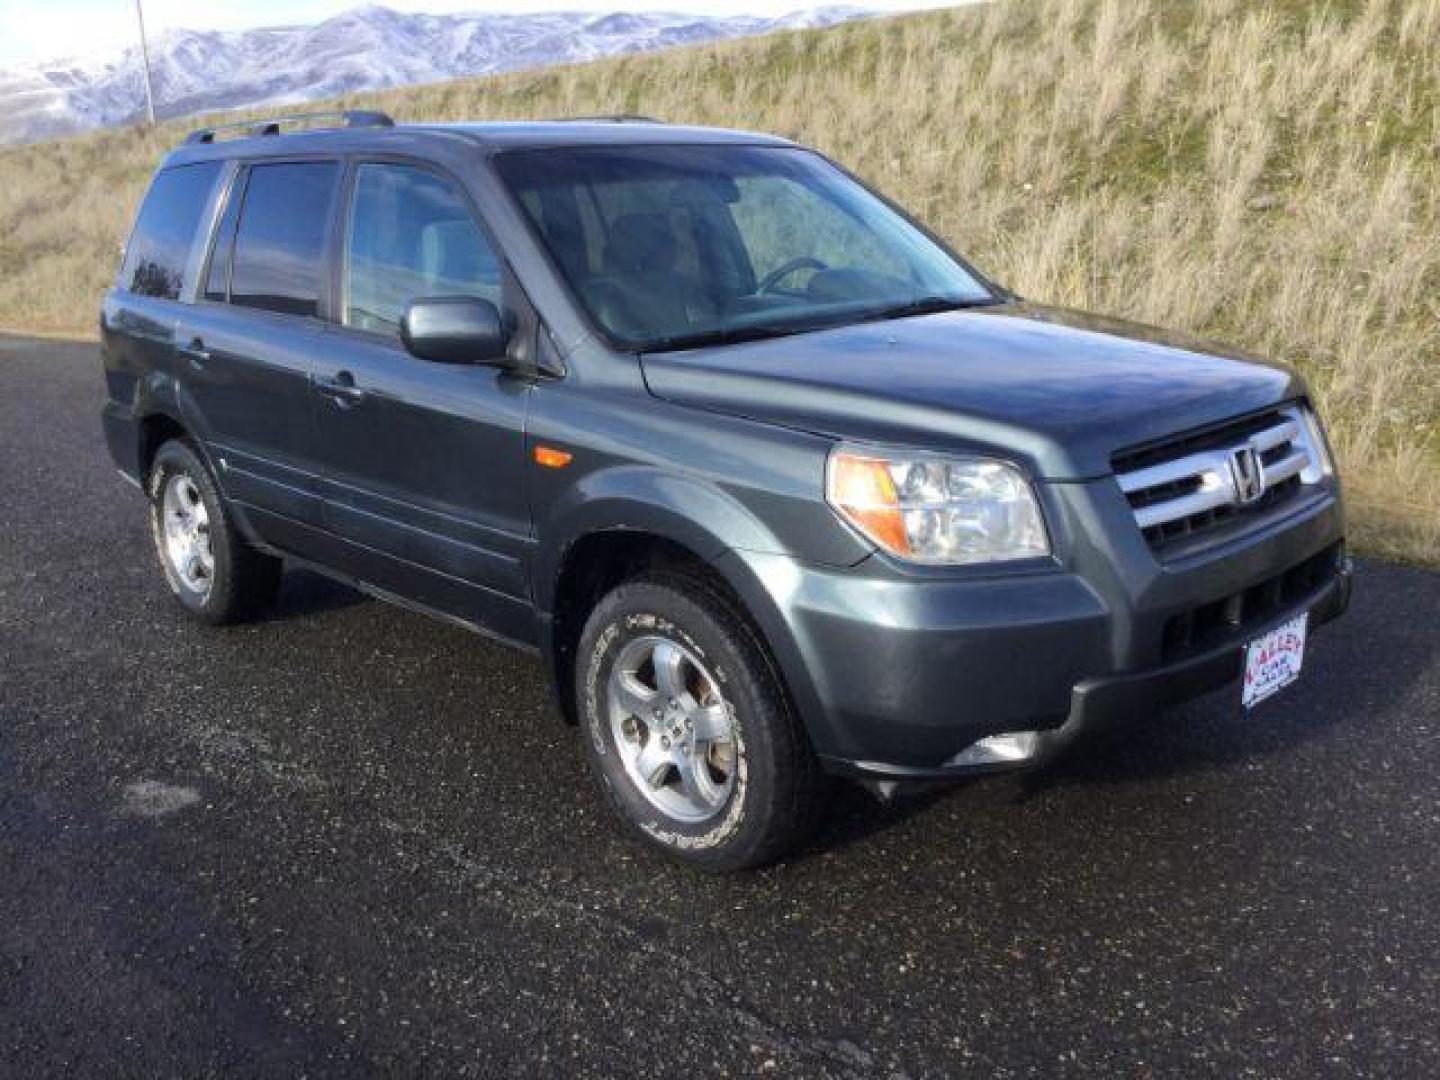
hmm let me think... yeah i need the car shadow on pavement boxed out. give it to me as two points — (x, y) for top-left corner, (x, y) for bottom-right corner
(808, 780), (952, 853)
(266, 568), (369, 622)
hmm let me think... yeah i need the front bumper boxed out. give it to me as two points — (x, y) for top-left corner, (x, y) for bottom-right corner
(826, 553), (1352, 781)
(718, 478), (1349, 780)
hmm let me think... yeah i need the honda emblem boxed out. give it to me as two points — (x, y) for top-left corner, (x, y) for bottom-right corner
(1229, 443), (1265, 504)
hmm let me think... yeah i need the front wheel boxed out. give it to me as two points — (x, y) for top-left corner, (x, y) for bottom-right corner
(576, 573), (826, 871)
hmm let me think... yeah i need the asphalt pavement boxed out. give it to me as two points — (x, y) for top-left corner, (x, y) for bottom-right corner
(2, 334), (1437, 1077)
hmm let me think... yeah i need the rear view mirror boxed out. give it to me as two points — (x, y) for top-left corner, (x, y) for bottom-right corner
(400, 297), (509, 365)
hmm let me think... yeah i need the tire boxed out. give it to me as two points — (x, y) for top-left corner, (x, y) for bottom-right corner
(147, 439), (282, 624)
(575, 571), (826, 871)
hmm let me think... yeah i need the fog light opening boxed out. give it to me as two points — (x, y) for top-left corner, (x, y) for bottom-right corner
(947, 730), (1040, 768)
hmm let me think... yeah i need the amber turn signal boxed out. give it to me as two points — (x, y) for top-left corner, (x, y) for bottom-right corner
(533, 445), (573, 468)
(826, 452), (912, 556)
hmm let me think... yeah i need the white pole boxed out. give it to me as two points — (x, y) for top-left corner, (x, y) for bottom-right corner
(134, 0), (157, 125)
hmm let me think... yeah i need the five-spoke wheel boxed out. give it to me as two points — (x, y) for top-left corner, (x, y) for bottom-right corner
(608, 635), (738, 823)
(160, 473), (214, 598)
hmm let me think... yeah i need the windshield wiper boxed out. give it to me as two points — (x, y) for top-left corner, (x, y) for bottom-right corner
(858, 295), (1000, 323)
(643, 321), (822, 353)
(640, 295), (1001, 353)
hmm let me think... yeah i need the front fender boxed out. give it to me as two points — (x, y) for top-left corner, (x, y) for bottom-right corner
(532, 464), (789, 612)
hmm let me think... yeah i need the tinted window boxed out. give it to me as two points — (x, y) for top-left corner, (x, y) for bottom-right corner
(730, 174), (912, 284)
(120, 162), (222, 300)
(230, 162), (338, 318)
(202, 170), (244, 302)
(496, 146), (995, 351)
(344, 164), (500, 335)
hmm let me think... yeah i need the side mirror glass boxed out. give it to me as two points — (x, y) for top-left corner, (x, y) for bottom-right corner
(399, 297), (510, 365)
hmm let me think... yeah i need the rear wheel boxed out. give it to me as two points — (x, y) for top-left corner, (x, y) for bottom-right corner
(147, 439), (281, 624)
(576, 572), (826, 871)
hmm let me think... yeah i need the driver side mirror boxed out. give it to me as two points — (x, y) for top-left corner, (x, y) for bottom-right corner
(400, 297), (510, 366)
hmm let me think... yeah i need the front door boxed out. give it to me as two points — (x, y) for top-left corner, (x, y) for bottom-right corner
(308, 160), (535, 643)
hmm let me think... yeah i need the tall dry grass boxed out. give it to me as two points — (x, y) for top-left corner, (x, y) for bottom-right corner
(0, 0), (1436, 561)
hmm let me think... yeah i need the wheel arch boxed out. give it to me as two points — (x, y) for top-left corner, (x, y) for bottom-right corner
(542, 532), (814, 735)
(543, 526), (729, 726)
(130, 362), (203, 482)
(534, 466), (831, 730)
(137, 410), (191, 484)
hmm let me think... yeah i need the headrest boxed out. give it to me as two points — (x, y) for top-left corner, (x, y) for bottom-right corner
(420, 219), (483, 288)
(604, 212), (676, 274)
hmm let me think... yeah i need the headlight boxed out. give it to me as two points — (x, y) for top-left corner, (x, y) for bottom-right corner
(1292, 404), (1335, 482)
(826, 447), (1050, 565)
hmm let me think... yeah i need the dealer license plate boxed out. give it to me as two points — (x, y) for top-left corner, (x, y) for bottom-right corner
(1241, 612), (1308, 709)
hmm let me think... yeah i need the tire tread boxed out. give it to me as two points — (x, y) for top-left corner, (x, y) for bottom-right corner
(578, 568), (826, 870)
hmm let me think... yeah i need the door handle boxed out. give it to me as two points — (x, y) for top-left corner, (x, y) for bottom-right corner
(178, 337), (211, 368)
(315, 370), (367, 407)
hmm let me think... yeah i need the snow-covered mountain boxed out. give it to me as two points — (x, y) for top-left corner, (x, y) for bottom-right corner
(0, 5), (871, 146)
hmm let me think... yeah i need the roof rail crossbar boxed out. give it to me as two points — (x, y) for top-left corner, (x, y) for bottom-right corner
(554, 114), (665, 124)
(185, 110), (395, 145)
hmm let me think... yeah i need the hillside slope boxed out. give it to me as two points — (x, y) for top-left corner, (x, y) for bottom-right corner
(0, 0), (1435, 562)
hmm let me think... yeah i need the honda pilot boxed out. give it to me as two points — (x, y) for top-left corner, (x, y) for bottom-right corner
(101, 112), (1352, 869)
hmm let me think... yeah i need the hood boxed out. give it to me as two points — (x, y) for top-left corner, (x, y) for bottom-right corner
(639, 302), (1302, 480)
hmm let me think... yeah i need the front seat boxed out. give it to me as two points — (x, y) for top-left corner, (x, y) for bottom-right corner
(581, 212), (717, 340)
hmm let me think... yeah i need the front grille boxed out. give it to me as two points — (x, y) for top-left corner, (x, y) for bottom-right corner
(1161, 543), (1342, 663)
(1114, 405), (1327, 550)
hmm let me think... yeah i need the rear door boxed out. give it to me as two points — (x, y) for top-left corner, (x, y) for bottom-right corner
(307, 159), (534, 641)
(176, 159), (341, 550)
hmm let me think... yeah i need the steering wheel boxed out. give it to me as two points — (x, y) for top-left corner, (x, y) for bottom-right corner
(757, 256), (829, 294)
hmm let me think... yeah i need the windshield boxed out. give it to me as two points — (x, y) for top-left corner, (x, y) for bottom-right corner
(494, 145), (999, 352)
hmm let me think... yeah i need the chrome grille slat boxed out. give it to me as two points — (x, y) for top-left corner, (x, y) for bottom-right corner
(1114, 406), (1324, 549)
(1116, 449), (1228, 495)
(1132, 475), (1232, 530)
(1249, 421), (1299, 453)
(1261, 449), (1308, 487)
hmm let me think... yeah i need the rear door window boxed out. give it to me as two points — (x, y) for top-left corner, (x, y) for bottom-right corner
(343, 163), (500, 335)
(119, 162), (223, 300)
(230, 161), (339, 318)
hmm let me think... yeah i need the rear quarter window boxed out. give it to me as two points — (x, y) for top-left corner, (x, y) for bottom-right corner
(119, 162), (223, 300)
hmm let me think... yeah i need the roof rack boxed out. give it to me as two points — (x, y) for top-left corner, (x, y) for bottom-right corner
(184, 110), (395, 145)
(554, 114), (665, 124)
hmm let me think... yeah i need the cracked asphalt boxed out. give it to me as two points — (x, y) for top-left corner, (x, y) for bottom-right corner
(2, 334), (1437, 1077)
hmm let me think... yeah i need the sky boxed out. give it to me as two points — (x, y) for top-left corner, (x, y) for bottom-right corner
(0, 0), (962, 66)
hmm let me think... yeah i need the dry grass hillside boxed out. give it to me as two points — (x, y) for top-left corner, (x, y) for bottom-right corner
(0, 0), (1436, 562)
